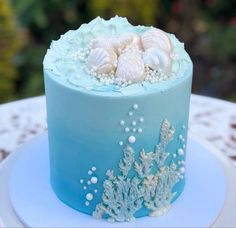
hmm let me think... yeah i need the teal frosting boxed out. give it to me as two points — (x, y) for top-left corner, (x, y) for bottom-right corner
(43, 16), (192, 97)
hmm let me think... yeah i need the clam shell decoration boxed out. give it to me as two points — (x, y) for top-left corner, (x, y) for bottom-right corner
(115, 50), (145, 82)
(87, 48), (117, 75)
(110, 35), (133, 54)
(126, 33), (143, 50)
(91, 36), (114, 52)
(141, 28), (172, 52)
(143, 47), (171, 72)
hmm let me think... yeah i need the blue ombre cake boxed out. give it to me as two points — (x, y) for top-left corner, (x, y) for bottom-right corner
(43, 16), (193, 222)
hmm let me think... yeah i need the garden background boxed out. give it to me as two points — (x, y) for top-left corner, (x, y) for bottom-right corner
(0, 0), (235, 103)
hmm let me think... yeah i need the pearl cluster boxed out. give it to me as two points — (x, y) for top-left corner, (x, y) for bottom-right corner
(118, 104), (144, 146)
(79, 166), (99, 207)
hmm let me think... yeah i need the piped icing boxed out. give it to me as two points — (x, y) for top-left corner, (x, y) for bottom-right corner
(43, 16), (192, 96)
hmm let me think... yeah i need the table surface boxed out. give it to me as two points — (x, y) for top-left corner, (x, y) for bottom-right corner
(0, 94), (236, 164)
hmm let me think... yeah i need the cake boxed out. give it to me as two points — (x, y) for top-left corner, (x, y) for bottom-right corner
(43, 16), (192, 222)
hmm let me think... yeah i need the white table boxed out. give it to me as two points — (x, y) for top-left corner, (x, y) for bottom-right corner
(0, 94), (236, 164)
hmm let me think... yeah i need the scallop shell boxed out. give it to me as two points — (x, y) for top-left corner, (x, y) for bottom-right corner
(87, 48), (117, 75)
(141, 28), (172, 52)
(110, 35), (133, 54)
(143, 47), (172, 72)
(91, 36), (114, 51)
(126, 33), (143, 50)
(115, 50), (145, 82)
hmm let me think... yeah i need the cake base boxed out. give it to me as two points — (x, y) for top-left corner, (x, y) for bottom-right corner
(9, 133), (226, 227)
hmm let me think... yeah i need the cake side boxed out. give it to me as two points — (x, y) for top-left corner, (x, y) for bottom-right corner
(43, 16), (193, 222)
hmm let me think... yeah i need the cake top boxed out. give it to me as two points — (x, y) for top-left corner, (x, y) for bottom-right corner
(43, 16), (192, 96)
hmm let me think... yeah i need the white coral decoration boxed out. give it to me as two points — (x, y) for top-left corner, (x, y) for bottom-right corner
(143, 47), (172, 72)
(141, 28), (172, 52)
(87, 48), (117, 75)
(93, 119), (182, 222)
(115, 49), (145, 83)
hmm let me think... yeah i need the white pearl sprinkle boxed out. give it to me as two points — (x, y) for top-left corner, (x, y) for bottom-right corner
(179, 135), (183, 140)
(86, 193), (93, 201)
(178, 148), (184, 156)
(132, 121), (137, 126)
(94, 189), (98, 193)
(183, 144), (186, 148)
(138, 128), (142, 133)
(120, 120), (125, 126)
(133, 104), (138, 110)
(80, 179), (84, 184)
(129, 111), (133, 116)
(91, 176), (98, 184)
(182, 125), (186, 129)
(173, 154), (177, 158)
(88, 170), (92, 175)
(132, 128), (137, 132)
(91, 166), (96, 171)
(139, 117), (144, 122)
(125, 127), (130, 132)
(83, 186), (87, 190)
(128, 135), (136, 144)
(119, 141), (123, 146)
(87, 181), (91, 185)
(85, 201), (90, 206)
(180, 167), (185, 173)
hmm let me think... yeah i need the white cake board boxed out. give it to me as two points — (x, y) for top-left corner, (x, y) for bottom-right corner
(8, 133), (227, 227)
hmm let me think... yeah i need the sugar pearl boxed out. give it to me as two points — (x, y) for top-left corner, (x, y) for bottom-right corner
(80, 179), (84, 184)
(129, 111), (133, 116)
(120, 120), (125, 126)
(138, 128), (142, 133)
(91, 166), (96, 171)
(128, 136), (136, 144)
(132, 121), (137, 126)
(178, 148), (184, 156)
(119, 141), (123, 146)
(86, 193), (93, 201)
(139, 117), (144, 122)
(88, 170), (92, 175)
(85, 201), (90, 206)
(91, 176), (98, 184)
(180, 167), (185, 173)
(133, 104), (138, 110)
(125, 127), (130, 132)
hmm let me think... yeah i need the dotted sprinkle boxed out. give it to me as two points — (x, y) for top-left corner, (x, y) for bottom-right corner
(125, 127), (130, 132)
(139, 117), (144, 122)
(119, 141), (124, 146)
(88, 170), (92, 175)
(129, 111), (133, 116)
(91, 166), (96, 171)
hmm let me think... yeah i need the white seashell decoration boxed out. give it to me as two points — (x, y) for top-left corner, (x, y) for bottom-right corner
(143, 47), (172, 72)
(91, 36), (114, 52)
(87, 48), (117, 75)
(141, 28), (172, 52)
(110, 35), (133, 54)
(115, 50), (145, 83)
(126, 33), (143, 50)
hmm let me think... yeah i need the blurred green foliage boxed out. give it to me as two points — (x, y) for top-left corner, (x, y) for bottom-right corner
(0, 0), (21, 101)
(0, 0), (235, 103)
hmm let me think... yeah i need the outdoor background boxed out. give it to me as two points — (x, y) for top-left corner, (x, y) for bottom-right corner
(0, 0), (236, 104)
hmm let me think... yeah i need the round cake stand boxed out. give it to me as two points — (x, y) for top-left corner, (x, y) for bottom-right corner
(0, 133), (235, 227)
